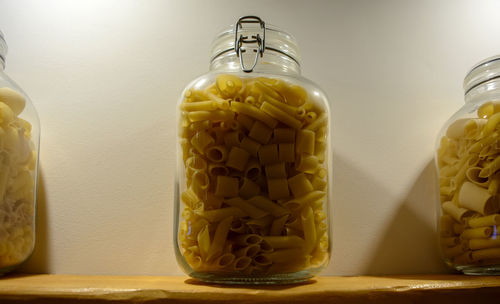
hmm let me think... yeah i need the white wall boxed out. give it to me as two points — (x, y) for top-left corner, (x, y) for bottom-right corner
(0, 0), (499, 276)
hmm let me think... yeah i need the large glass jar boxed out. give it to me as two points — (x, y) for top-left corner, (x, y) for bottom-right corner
(435, 55), (500, 275)
(174, 16), (331, 284)
(0, 31), (40, 274)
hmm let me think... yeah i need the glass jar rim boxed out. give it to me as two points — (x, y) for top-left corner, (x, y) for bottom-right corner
(463, 54), (500, 95)
(0, 30), (6, 67)
(209, 21), (301, 67)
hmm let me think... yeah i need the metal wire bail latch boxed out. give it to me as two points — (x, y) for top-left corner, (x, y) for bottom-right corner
(235, 16), (266, 73)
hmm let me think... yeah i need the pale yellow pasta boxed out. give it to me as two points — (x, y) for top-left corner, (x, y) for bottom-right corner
(235, 244), (260, 258)
(461, 226), (494, 239)
(232, 234), (263, 246)
(288, 173), (314, 198)
(471, 248), (500, 261)
(225, 197), (268, 219)
(301, 206), (317, 254)
(468, 238), (500, 250)
(481, 112), (500, 138)
(240, 136), (261, 157)
(197, 225), (211, 261)
(260, 101), (302, 129)
(188, 110), (235, 122)
(442, 201), (474, 222)
(247, 195), (290, 217)
(230, 101), (278, 128)
(262, 236), (305, 249)
(296, 129), (315, 155)
(232, 256), (252, 270)
(249, 120), (273, 144)
(253, 255), (272, 266)
(489, 173), (500, 195)
(442, 242), (468, 258)
(264, 248), (305, 263)
(214, 176), (239, 197)
(265, 162), (287, 179)
(191, 171), (210, 197)
(205, 145), (228, 163)
(478, 101), (500, 118)
(269, 215), (289, 236)
(453, 251), (474, 265)
(441, 236), (460, 247)
(181, 188), (201, 210)
(238, 178), (260, 199)
(468, 214), (500, 228)
(244, 160), (262, 181)
(190, 130), (215, 154)
(223, 131), (244, 147)
(205, 193), (224, 210)
(225, 146), (250, 171)
(196, 207), (246, 223)
(267, 178), (290, 200)
(208, 163), (229, 177)
(445, 118), (469, 139)
(278, 143), (295, 162)
(236, 113), (255, 131)
(305, 112), (327, 131)
(274, 128), (295, 143)
(181, 100), (218, 112)
(261, 94), (298, 117)
(295, 154), (319, 173)
(459, 181), (500, 215)
(258, 144), (279, 165)
(207, 216), (233, 261)
(465, 167), (489, 187)
(315, 141), (326, 163)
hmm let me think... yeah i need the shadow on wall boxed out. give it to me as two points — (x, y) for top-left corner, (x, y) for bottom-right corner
(20, 168), (50, 273)
(364, 160), (451, 275)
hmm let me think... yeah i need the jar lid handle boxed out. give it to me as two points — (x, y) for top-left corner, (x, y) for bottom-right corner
(234, 16), (266, 73)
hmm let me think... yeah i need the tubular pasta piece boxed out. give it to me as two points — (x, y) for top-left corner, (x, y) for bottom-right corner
(214, 176), (239, 197)
(191, 170), (210, 195)
(188, 110), (235, 122)
(471, 248), (500, 261)
(296, 129), (315, 155)
(258, 144), (279, 165)
(295, 154), (319, 173)
(315, 141), (326, 163)
(240, 136), (261, 157)
(459, 182), (500, 215)
(305, 112), (327, 131)
(269, 215), (289, 236)
(488, 173), (500, 195)
(468, 214), (500, 228)
(207, 216), (233, 261)
(232, 234), (263, 246)
(249, 121), (273, 144)
(288, 173), (314, 198)
(190, 130), (214, 154)
(223, 131), (244, 147)
(239, 177), (261, 199)
(230, 219), (247, 234)
(181, 188), (200, 210)
(461, 226), (493, 239)
(225, 147), (250, 171)
(197, 225), (211, 261)
(262, 235), (305, 249)
(464, 119), (487, 139)
(310, 176), (327, 191)
(442, 201), (474, 222)
(236, 113), (255, 131)
(445, 118), (469, 139)
(265, 162), (287, 179)
(232, 256), (252, 270)
(305, 112), (317, 124)
(465, 167), (489, 187)
(267, 178), (290, 200)
(181, 100), (218, 112)
(216, 74), (242, 98)
(230, 101), (278, 128)
(208, 163), (229, 177)
(260, 101), (302, 129)
(205, 193), (224, 210)
(264, 248), (305, 263)
(469, 238), (500, 250)
(481, 112), (500, 138)
(278, 143), (295, 162)
(479, 153), (500, 178)
(236, 245), (260, 258)
(208, 127), (226, 145)
(453, 251), (474, 265)
(254, 255), (272, 266)
(225, 197), (269, 219)
(301, 206), (317, 254)
(195, 207), (246, 223)
(261, 94), (297, 116)
(478, 101), (500, 118)
(247, 195), (290, 217)
(210, 253), (235, 269)
(244, 160), (262, 181)
(442, 241), (468, 258)
(274, 128), (295, 143)
(206, 145), (228, 163)
(440, 237), (460, 248)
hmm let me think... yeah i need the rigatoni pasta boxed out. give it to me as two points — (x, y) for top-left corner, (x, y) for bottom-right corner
(177, 75), (329, 276)
(437, 103), (500, 269)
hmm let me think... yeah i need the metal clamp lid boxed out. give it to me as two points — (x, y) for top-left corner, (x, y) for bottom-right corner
(234, 16), (266, 73)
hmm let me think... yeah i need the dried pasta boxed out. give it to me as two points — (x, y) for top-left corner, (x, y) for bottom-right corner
(437, 104), (500, 268)
(178, 75), (329, 275)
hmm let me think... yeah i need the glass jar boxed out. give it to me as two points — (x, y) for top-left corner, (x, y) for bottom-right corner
(435, 55), (500, 275)
(174, 16), (331, 284)
(0, 31), (40, 274)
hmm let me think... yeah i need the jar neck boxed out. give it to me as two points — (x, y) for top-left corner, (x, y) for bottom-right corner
(210, 50), (301, 75)
(465, 78), (500, 104)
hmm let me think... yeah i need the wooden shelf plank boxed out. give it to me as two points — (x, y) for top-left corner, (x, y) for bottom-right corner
(0, 274), (499, 303)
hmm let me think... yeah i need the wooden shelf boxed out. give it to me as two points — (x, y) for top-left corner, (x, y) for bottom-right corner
(0, 274), (499, 303)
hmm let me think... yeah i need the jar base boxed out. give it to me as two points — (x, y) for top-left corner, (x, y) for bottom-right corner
(188, 271), (315, 285)
(457, 264), (500, 275)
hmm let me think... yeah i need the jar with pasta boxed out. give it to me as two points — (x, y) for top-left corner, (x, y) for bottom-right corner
(175, 16), (331, 284)
(436, 55), (500, 274)
(0, 31), (40, 274)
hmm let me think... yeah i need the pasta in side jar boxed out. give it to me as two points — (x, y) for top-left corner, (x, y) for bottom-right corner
(436, 55), (500, 275)
(0, 31), (40, 274)
(174, 17), (331, 284)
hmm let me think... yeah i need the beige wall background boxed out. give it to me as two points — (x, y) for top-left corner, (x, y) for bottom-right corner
(1, 0), (500, 275)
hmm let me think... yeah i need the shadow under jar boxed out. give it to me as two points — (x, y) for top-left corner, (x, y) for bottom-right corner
(0, 31), (40, 274)
(436, 55), (500, 275)
(174, 16), (332, 284)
